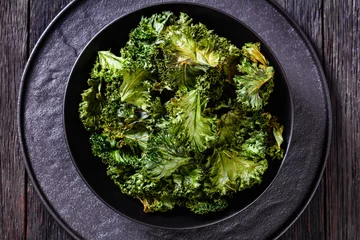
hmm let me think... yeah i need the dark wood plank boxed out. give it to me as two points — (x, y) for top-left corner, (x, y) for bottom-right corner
(26, 1), (73, 239)
(271, 1), (326, 239)
(0, 0), (28, 239)
(324, 0), (360, 239)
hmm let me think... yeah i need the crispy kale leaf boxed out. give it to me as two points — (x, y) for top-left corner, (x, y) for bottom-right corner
(205, 148), (268, 195)
(92, 51), (124, 82)
(167, 89), (217, 152)
(233, 43), (275, 111)
(264, 113), (285, 160)
(115, 133), (204, 213)
(98, 51), (124, 73)
(157, 12), (239, 92)
(121, 11), (174, 72)
(79, 51), (125, 130)
(79, 78), (105, 131)
(79, 11), (285, 215)
(119, 68), (152, 110)
(186, 198), (228, 214)
(90, 134), (143, 169)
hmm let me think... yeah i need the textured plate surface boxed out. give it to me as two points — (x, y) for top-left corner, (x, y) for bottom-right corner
(64, 3), (292, 229)
(18, 0), (331, 239)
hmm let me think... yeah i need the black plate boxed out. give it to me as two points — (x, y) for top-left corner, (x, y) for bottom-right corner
(64, 3), (292, 229)
(18, 0), (331, 239)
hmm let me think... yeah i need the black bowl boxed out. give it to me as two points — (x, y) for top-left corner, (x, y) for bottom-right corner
(64, 3), (293, 229)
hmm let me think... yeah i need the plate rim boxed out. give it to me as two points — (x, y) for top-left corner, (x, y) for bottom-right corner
(18, 1), (83, 239)
(17, 0), (332, 239)
(266, 1), (332, 238)
(62, 1), (294, 230)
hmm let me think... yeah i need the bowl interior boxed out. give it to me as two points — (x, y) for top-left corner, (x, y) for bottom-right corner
(64, 3), (292, 229)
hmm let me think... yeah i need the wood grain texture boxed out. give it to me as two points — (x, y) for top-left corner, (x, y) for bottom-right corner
(324, 0), (360, 239)
(0, 0), (28, 239)
(25, 1), (73, 239)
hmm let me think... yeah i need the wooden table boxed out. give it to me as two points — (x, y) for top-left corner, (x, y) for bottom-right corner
(1, 0), (359, 239)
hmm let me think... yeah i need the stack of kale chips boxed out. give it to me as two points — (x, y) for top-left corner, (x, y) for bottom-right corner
(79, 12), (284, 214)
